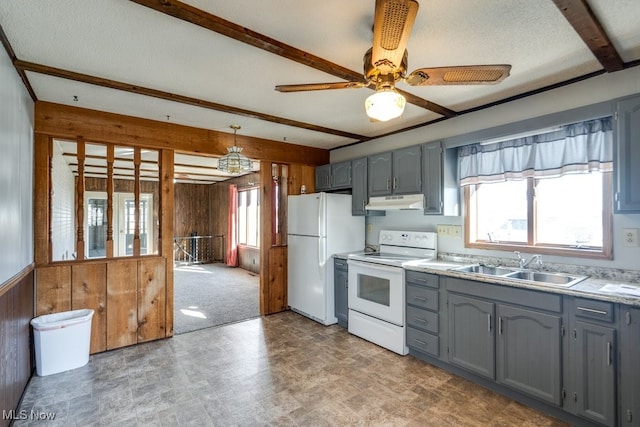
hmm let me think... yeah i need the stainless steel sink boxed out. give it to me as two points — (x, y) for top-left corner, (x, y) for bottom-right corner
(452, 264), (588, 288)
(504, 270), (587, 287)
(453, 265), (516, 276)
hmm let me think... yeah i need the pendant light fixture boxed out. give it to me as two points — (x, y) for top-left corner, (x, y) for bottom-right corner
(217, 124), (252, 175)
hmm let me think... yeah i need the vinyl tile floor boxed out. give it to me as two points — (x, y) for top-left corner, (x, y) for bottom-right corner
(15, 311), (569, 426)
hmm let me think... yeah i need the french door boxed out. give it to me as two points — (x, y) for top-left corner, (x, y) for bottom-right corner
(85, 191), (153, 258)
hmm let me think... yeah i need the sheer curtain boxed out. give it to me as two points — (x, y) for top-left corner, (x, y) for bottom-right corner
(226, 184), (239, 267)
(458, 117), (613, 186)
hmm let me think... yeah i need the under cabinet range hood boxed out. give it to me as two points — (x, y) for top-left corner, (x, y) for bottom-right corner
(365, 194), (424, 210)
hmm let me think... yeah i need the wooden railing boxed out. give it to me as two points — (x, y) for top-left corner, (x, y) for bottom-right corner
(173, 235), (224, 265)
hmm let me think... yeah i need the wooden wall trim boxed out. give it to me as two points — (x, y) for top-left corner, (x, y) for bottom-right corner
(0, 263), (34, 299)
(160, 149), (174, 337)
(35, 101), (330, 166)
(34, 133), (50, 266)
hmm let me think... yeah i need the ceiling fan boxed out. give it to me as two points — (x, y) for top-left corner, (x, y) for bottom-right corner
(275, 0), (511, 121)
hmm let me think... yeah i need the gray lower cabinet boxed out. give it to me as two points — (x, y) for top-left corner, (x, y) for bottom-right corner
(497, 304), (562, 405)
(619, 306), (640, 426)
(405, 271), (440, 357)
(448, 293), (496, 379)
(565, 297), (617, 426)
(446, 277), (564, 406)
(614, 95), (640, 212)
(334, 258), (348, 328)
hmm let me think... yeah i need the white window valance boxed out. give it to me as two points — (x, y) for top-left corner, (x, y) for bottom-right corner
(458, 117), (613, 186)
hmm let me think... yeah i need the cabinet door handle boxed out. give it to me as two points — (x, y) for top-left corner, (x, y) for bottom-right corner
(393, 177), (397, 190)
(362, 200), (365, 210)
(488, 314), (492, 332)
(576, 306), (608, 316)
(626, 311), (632, 325)
(386, 178), (391, 190)
(413, 296), (428, 302)
(607, 342), (612, 366)
(413, 338), (427, 346)
(414, 317), (428, 324)
(498, 316), (503, 335)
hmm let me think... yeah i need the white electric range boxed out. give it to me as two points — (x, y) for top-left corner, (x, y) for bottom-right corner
(347, 230), (438, 355)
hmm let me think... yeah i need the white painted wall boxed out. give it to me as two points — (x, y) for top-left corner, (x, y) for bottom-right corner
(51, 141), (76, 261)
(331, 66), (640, 271)
(0, 48), (34, 285)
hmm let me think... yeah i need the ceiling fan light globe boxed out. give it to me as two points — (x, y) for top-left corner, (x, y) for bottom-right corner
(365, 89), (406, 121)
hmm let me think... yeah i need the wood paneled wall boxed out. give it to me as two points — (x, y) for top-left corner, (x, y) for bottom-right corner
(35, 102), (329, 165)
(0, 266), (34, 427)
(174, 183), (212, 238)
(33, 101), (329, 352)
(36, 257), (167, 353)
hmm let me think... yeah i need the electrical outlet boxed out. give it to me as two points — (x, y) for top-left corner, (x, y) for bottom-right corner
(437, 224), (448, 236)
(450, 225), (462, 238)
(367, 224), (373, 233)
(623, 228), (639, 247)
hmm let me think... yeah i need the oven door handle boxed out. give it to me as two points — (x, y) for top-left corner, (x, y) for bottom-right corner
(347, 259), (401, 274)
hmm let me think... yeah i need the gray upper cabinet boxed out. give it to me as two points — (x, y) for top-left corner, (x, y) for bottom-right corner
(614, 95), (640, 212)
(619, 306), (640, 426)
(422, 141), (460, 216)
(496, 304), (562, 405)
(448, 293), (496, 379)
(368, 152), (393, 196)
(565, 297), (617, 426)
(422, 142), (443, 214)
(315, 164), (332, 191)
(315, 161), (352, 192)
(331, 161), (352, 189)
(351, 157), (384, 216)
(368, 147), (422, 197)
(392, 146), (422, 195)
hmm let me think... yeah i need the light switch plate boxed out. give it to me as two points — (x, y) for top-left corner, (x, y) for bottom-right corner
(623, 228), (639, 247)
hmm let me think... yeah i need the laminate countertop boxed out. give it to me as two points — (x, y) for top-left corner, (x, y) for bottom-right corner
(333, 253), (640, 307)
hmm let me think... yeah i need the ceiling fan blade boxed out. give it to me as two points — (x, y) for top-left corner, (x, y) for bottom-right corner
(406, 65), (512, 86)
(275, 82), (367, 92)
(371, 0), (419, 76)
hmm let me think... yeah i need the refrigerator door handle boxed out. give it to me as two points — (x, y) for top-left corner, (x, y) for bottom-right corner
(318, 237), (326, 281)
(318, 192), (324, 237)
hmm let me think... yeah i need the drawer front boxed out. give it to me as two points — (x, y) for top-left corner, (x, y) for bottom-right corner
(407, 327), (439, 357)
(406, 306), (438, 334)
(406, 284), (438, 311)
(405, 271), (439, 289)
(572, 297), (614, 323)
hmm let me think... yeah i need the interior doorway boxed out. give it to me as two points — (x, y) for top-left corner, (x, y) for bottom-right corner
(172, 156), (261, 334)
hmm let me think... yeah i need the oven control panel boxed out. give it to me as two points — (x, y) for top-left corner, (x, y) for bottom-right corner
(379, 230), (437, 249)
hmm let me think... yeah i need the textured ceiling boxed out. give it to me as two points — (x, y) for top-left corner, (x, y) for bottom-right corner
(2, 0), (639, 182)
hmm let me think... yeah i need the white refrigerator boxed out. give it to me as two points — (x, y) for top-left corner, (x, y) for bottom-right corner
(287, 192), (364, 325)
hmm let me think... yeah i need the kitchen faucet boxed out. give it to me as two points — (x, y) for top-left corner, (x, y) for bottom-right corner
(514, 251), (543, 269)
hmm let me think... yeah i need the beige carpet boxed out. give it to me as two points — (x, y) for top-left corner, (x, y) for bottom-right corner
(173, 263), (260, 334)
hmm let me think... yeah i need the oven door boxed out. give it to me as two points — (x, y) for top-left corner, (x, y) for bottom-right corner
(347, 260), (404, 326)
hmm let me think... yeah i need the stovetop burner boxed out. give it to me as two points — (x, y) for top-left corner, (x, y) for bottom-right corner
(348, 230), (437, 267)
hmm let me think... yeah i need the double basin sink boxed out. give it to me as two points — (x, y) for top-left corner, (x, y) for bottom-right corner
(452, 264), (587, 287)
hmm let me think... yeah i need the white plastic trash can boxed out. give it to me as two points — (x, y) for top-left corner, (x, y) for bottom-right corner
(30, 309), (94, 376)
